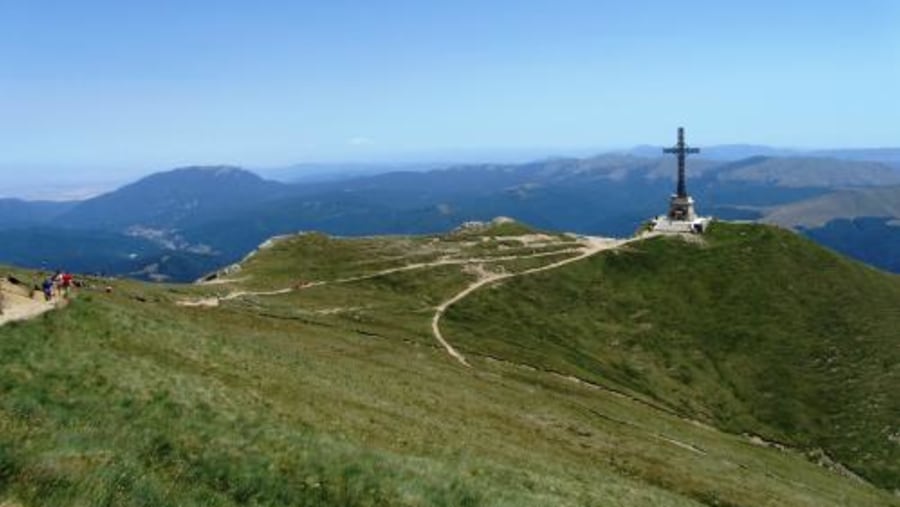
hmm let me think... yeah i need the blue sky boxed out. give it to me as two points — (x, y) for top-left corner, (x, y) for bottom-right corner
(1, 0), (898, 186)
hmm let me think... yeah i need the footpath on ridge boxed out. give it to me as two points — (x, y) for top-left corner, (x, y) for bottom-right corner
(178, 230), (658, 367)
(430, 235), (634, 367)
(0, 280), (57, 326)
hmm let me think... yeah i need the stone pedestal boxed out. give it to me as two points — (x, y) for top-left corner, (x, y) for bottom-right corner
(651, 215), (710, 234)
(650, 194), (710, 234)
(668, 195), (697, 222)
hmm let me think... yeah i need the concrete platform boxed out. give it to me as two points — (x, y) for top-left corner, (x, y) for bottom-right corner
(651, 215), (711, 234)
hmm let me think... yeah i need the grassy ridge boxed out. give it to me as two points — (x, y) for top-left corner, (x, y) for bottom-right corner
(235, 233), (444, 290)
(1, 225), (897, 506)
(445, 222), (900, 489)
(0, 291), (708, 506)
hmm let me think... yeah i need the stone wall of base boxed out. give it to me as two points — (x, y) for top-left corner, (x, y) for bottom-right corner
(651, 216), (712, 234)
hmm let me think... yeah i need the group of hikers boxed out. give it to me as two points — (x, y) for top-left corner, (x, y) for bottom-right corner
(0, 270), (76, 316)
(39, 270), (77, 301)
(0, 269), (106, 319)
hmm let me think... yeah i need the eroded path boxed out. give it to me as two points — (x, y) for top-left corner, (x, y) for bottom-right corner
(431, 236), (630, 367)
(0, 284), (57, 327)
(178, 232), (649, 370)
(178, 247), (586, 307)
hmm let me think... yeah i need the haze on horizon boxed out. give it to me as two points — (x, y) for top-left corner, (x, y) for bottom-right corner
(1, 0), (898, 193)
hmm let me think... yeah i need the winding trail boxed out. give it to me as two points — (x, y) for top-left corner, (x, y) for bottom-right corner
(179, 247), (586, 307)
(180, 233), (651, 370)
(179, 232), (656, 371)
(431, 235), (647, 366)
(0, 284), (57, 327)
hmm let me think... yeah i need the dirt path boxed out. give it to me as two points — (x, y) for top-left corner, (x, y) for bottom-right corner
(0, 287), (56, 327)
(178, 247), (586, 307)
(313, 247), (586, 287)
(177, 233), (644, 368)
(430, 235), (646, 366)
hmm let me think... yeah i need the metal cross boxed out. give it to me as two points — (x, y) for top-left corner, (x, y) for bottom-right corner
(663, 127), (700, 198)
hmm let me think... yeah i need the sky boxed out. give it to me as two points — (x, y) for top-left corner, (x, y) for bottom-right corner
(1, 0), (898, 192)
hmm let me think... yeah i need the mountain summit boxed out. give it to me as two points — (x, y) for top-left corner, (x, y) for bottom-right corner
(57, 166), (290, 231)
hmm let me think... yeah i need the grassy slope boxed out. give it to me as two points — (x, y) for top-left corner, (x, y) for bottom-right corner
(763, 186), (900, 228)
(445, 222), (900, 490)
(0, 227), (897, 506)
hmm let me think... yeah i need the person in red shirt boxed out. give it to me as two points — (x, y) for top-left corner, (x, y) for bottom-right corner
(61, 272), (74, 298)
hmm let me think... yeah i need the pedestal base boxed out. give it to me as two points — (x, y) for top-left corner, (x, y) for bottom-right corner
(668, 195), (697, 222)
(651, 215), (711, 234)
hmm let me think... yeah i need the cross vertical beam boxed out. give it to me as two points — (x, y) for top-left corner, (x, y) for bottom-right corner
(663, 127), (700, 198)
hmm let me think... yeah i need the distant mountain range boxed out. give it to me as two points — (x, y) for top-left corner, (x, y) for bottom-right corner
(0, 199), (76, 228)
(2, 150), (900, 281)
(629, 144), (900, 166)
(258, 162), (450, 183)
(764, 186), (900, 228)
(58, 166), (291, 231)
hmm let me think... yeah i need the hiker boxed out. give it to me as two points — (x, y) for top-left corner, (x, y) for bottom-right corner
(52, 270), (63, 297)
(42, 278), (54, 301)
(61, 272), (74, 298)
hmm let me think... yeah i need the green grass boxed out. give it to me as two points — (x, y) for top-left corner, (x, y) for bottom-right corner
(0, 295), (707, 506)
(445, 222), (900, 491)
(447, 220), (545, 239)
(235, 233), (445, 291)
(1, 223), (897, 506)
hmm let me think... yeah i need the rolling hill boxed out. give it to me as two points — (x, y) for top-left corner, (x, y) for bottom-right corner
(764, 186), (900, 228)
(713, 156), (900, 188)
(762, 186), (900, 273)
(56, 166), (295, 231)
(443, 223), (900, 490)
(0, 221), (897, 506)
